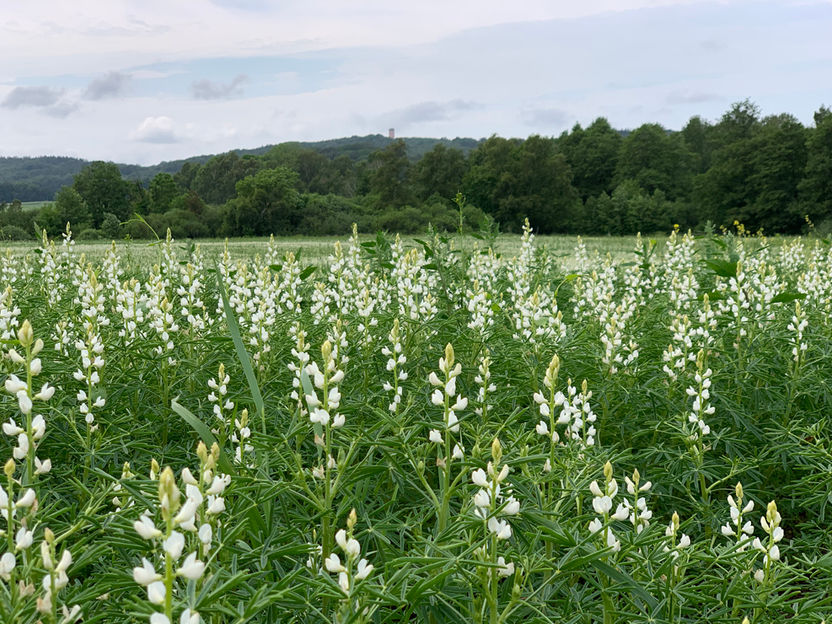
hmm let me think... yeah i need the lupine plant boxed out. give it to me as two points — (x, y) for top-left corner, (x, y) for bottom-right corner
(0, 225), (830, 623)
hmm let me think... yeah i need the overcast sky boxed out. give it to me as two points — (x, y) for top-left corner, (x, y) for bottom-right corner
(1, 0), (830, 165)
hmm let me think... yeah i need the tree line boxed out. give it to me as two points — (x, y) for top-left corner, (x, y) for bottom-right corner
(1, 100), (830, 240)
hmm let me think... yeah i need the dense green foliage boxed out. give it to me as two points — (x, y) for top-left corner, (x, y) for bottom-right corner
(2, 101), (831, 240)
(1, 227), (832, 623)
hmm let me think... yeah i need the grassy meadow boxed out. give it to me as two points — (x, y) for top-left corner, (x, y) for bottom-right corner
(0, 224), (831, 623)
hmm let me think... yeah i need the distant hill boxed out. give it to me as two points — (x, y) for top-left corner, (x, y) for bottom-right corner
(0, 135), (482, 202)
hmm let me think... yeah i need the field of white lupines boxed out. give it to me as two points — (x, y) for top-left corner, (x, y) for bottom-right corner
(1, 222), (831, 624)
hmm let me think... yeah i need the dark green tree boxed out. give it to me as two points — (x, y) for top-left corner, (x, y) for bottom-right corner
(53, 186), (91, 230)
(413, 144), (467, 203)
(72, 161), (131, 226)
(366, 140), (413, 208)
(193, 152), (261, 205)
(149, 173), (179, 213)
(614, 124), (693, 200)
(226, 167), (301, 236)
(799, 106), (832, 225)
(558, 118), (622, 201)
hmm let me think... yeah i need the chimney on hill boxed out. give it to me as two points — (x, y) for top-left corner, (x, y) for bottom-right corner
(388, 128), (395, 139)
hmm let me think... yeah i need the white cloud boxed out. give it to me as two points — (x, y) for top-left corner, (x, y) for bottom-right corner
(130, 115), (179, 143)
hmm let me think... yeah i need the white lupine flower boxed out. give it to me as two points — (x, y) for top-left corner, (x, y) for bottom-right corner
(163, 531), (185, 560)
(452, 444), (464, 460)
(56, 549), (72, 574)
(535, 420), (549, 436)
(472, 469), (488, 487)
(206, 496), (225, 515)
(134, 515), (163, 540)
(488, 517), (512, 540)
(176, 552), (205, 580)
(34, 384), (55, 401)
(205, 474), (230, 495)
(15, 527), (34, 550)
(198, 523), (212, 546)
(430, 389), (444, 406)
(4, 375), (26, 394)
(355, 558), (374, 580)
(2, 419), (23, 436)
(133, 558), (162, 586)
(497, 556), (515, 577)
(325, 553), (345, 573)
(0, 552), (16, 580)
(16, 488), (36, 507)
(503, 497), (520, 515)
(147, 580), (166, 605)
(179, 609), (199, 624)
(612, 503), (629, 521)
(474, 489), (491, 509)
(17, 391), (33, 415)
(174, 498), (199, 525)
(593, 496), (612, 515)
(150, 614), (170, 624)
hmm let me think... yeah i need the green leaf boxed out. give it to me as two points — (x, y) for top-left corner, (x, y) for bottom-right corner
(215, 271), (265, 430)
(703, 259), (738, 278)
(170, 399), (234, 474)
(770, 292), (807, 304)
(299, 265), (317, 280)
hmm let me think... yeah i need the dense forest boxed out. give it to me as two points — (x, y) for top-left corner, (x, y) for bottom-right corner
(1, 100), (830, 240)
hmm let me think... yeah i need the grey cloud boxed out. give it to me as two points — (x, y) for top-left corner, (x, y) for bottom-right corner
(388, 99), (479, 127)
(521, 107), (569, 127)
(2, 86), (78, 117)
(43, 100), (79, 118)
(84, 72), (131, 100)
(2, 86), (63, 109)
(191, 74), (248, 100)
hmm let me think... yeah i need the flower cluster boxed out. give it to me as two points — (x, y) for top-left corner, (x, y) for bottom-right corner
(132, 443), (229, 624)
(428, 343), (467, 438)
(473, 351), (496, 421)
(752, 500), (784, 584)
(207, 363), (234, 439)
(472, 439), (520, 544)
(720, 482), (754, 551)
(381, 319), (407, 414)
(323, 509), (375, 595)
(685, 350), (714, 442)
(3, 320), (54, 478)
(588, 461), (628, 553)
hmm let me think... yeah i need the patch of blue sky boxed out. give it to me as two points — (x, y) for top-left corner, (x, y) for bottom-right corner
(13, 53), (342, 98)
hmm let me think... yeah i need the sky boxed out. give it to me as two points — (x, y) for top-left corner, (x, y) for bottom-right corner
(1, 0), (830, 165)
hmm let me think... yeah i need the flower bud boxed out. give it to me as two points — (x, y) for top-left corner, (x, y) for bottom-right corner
(603, 461), (613, 481)
(491, 438), (502, 465)
(735, 482), (744, 501)
(158, 467), (180, 518)
(347, 508), (357, 531)
(444, 343), (454, 368)
(4, 458), (15, 478)
(18, 320), (33, 348)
